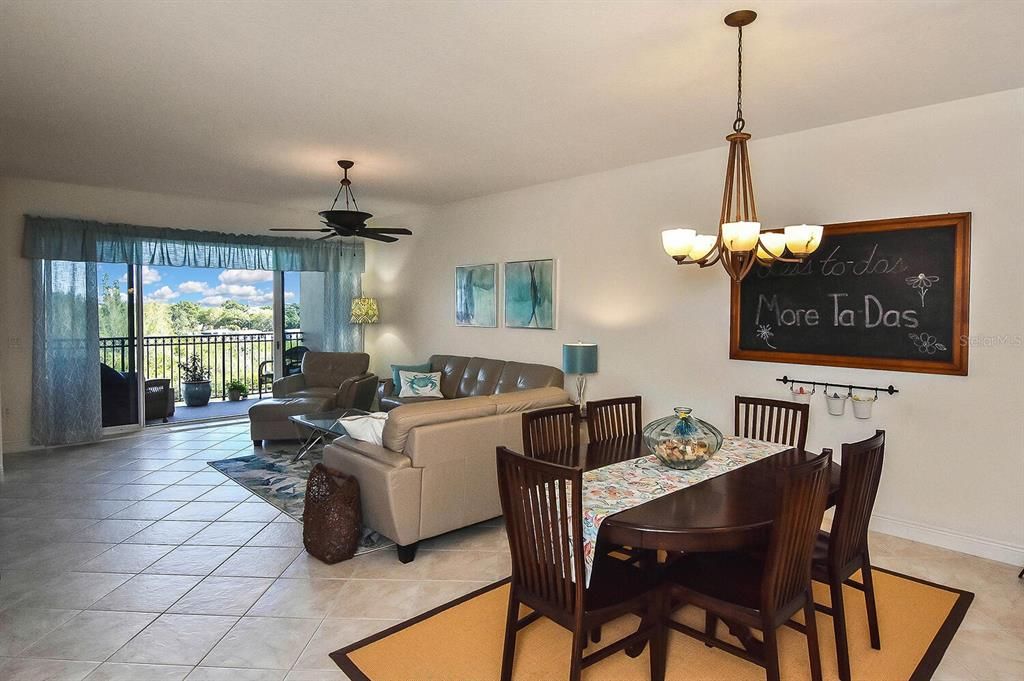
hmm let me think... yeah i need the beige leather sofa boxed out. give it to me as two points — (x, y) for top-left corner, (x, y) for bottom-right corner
(324, 356), (567, 562)
(249, 352), (376, 443)
(378, 354), (564, 411)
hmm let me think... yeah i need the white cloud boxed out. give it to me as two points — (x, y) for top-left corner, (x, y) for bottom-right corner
(178, 280), (208, 294)
(141, 266), (161, 285)
(146, 285), (179, 302)
(215, 284), (261, 298)
(284, 291), (296, 301)
(199, 295), (229, 306)
(219, 269), (274, 285)
(248, 292), (275, 306)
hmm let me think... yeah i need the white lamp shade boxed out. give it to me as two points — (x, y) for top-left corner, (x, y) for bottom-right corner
(688, 234), (718, 261)
(757, 232), (787, 260)
(784, 224), (824, 256)
(721, 221), (761, 252)
(661, 228), (696, 258)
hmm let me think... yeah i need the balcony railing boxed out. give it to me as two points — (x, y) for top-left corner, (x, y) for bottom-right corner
(99, 331), (305, 402)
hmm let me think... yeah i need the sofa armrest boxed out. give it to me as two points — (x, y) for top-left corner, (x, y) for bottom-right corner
(328, 435), (411, 469)
(272, 373), (306, 397)
(335, 373), (378, 411)
(378, 378), (396, 401)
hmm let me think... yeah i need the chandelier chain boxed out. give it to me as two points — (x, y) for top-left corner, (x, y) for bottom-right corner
(734, 25), (744, 133)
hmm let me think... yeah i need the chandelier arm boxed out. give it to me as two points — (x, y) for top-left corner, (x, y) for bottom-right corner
(736, 252), (758, 280)
(743, 142), (757, 221)
(721, 139), (738, 225)
(733, 142), (743, 222)
(330, 183), (345, 211)
(738, 142), (750, 221)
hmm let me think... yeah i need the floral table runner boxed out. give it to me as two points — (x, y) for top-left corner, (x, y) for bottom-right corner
(580, 436), (789, 585)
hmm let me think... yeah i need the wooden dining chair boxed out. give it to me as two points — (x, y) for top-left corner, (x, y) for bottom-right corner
(521, 404), (580, 466)
(735, 396), (810, 452)
(586, 395), (643, 443)
(664, 449), (832, 681)
(496, 446), (666, 681)
(812, 430), (885, 681)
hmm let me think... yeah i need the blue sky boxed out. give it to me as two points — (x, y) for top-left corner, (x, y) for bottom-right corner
(98, 264), (299, 307)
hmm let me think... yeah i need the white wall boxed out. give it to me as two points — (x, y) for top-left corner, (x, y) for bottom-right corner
(372, 89), (1024, 564)
(0, 178), (334, 451)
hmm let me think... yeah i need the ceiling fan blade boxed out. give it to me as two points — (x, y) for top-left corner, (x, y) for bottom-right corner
(362, 227), (413, 235)
(270, 228), (331, 232)
(355, 231), (399, 243)
(316, 233), (336, 241)
(321, 221), (357, 235)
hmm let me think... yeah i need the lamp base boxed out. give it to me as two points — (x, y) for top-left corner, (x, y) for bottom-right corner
(575, 375), (587, 411)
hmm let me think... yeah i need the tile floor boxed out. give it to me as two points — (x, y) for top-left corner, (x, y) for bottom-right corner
(0, 421), (1020, 680)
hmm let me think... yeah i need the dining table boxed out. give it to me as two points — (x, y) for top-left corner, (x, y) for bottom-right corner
(579, 434), (840, 556)
(575, 434), (840, 667)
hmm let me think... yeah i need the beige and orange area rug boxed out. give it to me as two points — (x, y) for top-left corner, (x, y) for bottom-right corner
(331, 567), (971, 681)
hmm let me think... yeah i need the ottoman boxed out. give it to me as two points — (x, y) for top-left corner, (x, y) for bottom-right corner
(249, 397), (333, 444)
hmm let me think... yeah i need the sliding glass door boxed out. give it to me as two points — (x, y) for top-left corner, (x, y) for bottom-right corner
(97, 263), (142, 430)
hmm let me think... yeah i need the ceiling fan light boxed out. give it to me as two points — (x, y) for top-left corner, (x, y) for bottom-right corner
(757, 232), (787, 260)
(721, 221), (761, 252)
(688, 234), (718, 261)
(661, 228), (697, 258)
(784, 224), (824, 256)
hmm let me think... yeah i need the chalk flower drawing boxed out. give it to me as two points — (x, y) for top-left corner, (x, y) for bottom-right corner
(906, 273), (940, 307)
(908, 332), (947, 355)
(756, 324), (777, 349)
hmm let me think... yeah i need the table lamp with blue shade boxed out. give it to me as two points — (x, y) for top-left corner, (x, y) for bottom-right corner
(562, 342), (598, 409)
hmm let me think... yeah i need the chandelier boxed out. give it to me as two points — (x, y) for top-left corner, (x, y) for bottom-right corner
(661, 10), (823, 281)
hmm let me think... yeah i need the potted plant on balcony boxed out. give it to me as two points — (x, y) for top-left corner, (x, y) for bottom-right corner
(178, 354), (212, 407)
(226, 379), (249, 402)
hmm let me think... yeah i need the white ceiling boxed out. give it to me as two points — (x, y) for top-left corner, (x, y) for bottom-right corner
(0, 0), (1021, 219)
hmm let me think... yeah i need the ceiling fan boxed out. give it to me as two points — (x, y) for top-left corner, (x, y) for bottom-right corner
(270, 160), (413, 243)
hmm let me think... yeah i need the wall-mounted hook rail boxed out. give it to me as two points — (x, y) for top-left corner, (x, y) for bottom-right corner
(776, 376), (899, 396)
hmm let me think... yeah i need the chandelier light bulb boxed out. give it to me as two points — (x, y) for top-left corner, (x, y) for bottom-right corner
(784, 224), (824, 256)
(721, 221), (761, 252)
(661, 228), (697, 258)
(757, 232), (787, 260)
(688, 234), (718, 261)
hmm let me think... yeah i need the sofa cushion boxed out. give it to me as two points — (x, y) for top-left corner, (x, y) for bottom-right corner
(495, 361), (564, 393)
(390, 362), (431, 387)
(456, 357), (505, 397)
(382, 395), (497, 453)
(301, 352), (370, 388)
(488, 387), (571, 414)
(379, 394), (443, 411)
(289, 387), (339, 400)
(429, 355), (470, 399)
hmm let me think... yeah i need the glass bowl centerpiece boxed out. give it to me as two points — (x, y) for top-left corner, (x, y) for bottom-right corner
(643, 407), (724, 470)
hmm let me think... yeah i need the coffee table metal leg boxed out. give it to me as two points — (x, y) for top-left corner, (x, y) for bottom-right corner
(293, 431), (325, 462)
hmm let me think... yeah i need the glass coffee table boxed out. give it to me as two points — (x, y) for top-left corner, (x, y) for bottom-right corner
(289, 408), (369, 461)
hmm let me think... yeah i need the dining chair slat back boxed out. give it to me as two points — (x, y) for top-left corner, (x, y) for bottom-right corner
(735, 396), (810, 452)
(497, 445), (583, 616)
(522, 405), (580, 466)
(586, 395), (643, 443)
(762, 449), (833, 614)
(813, 430), (886, 681)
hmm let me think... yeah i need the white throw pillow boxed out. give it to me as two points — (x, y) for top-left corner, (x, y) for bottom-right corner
(397, 370), (444, 398)
(336, 412), (388, 446)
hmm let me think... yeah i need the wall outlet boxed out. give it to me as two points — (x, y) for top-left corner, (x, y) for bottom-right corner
(7, 336), (22, 349)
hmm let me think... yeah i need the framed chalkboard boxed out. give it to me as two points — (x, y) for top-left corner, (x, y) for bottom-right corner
(730, 213), (970, 375)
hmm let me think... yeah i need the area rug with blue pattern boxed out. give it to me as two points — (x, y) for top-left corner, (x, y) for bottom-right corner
(208, 446), (393, 555)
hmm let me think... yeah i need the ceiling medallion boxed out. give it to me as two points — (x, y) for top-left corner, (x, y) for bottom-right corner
(661, 10), (823, 281)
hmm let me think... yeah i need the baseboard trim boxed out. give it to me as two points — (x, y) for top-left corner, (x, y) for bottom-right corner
(871, 513), (1024, 566)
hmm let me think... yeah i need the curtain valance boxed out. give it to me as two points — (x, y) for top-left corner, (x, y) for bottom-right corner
(22, 215), (364, 273)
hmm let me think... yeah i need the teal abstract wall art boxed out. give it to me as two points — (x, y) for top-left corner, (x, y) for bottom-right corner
(504, 259), (555, 329)
(455, 263), (497, 327)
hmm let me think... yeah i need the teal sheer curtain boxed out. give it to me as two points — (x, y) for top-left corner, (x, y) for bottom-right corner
(321, 271), (363, 352)
(32, 260), (103, 445)
(23, 216), (365, 273)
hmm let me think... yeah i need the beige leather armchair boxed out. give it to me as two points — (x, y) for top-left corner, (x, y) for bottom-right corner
(272, 351), (376, 411)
